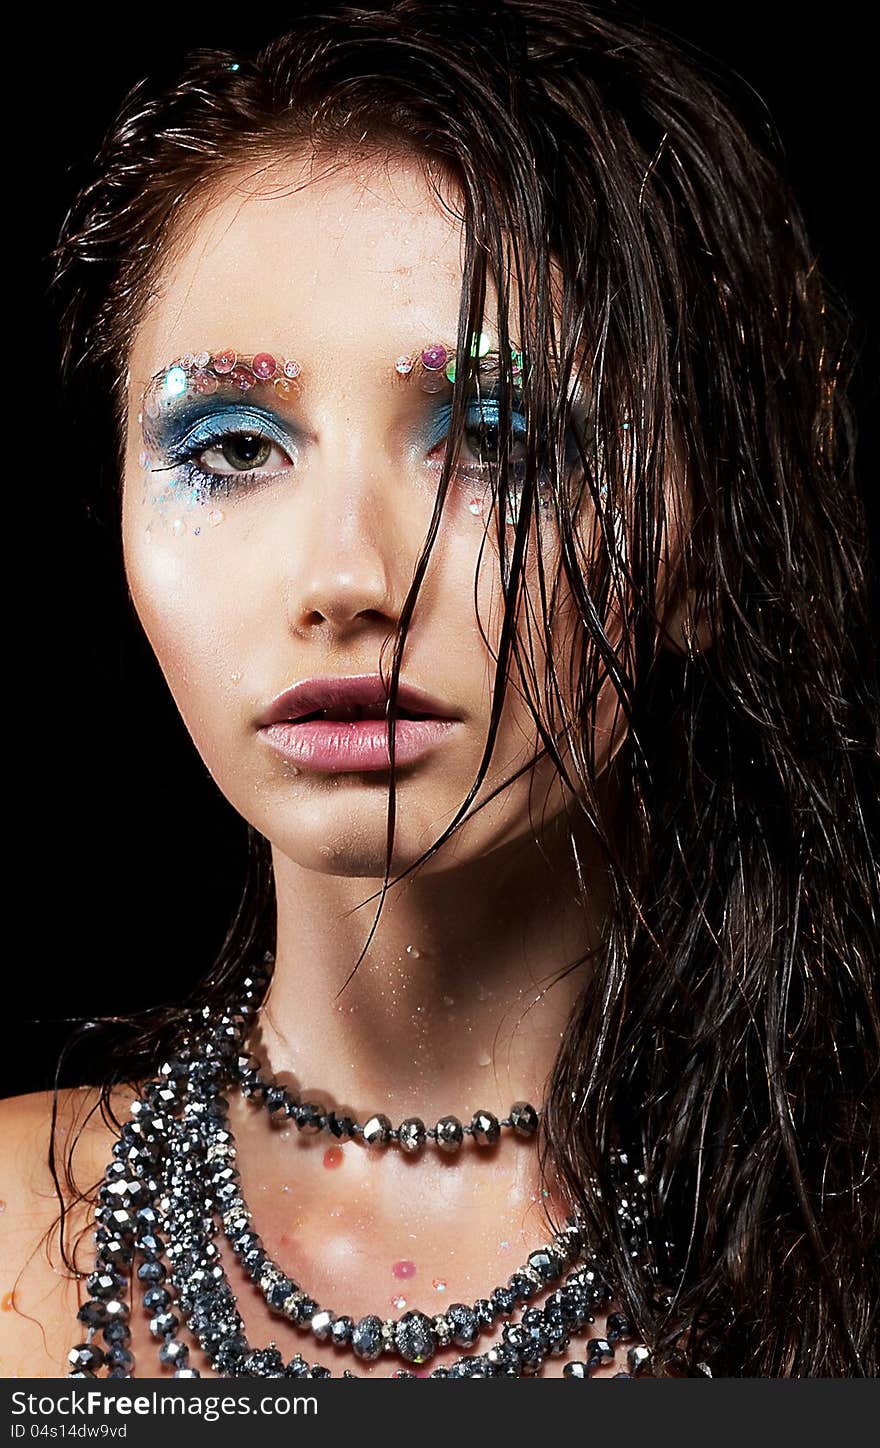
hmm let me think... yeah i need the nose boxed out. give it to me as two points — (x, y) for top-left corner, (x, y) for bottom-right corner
(284, 429), (414, 644)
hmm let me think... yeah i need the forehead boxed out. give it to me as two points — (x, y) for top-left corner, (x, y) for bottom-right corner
(130, 150), (510, 382)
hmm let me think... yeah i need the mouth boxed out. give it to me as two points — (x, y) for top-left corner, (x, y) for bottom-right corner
(257, 675), (461, 774)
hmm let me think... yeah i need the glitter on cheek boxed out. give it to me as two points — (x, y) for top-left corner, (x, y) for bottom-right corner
(432, 1279), (447, 1293)
(392, 1260), (416, 1280)
(391, 1295), (407, 1311)
(323, 1146), (343, 1170)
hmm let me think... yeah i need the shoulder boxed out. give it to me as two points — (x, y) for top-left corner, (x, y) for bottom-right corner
(0, 1086), (132, 1378)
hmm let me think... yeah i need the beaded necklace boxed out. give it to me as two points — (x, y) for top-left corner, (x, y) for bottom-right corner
(67, 967), (654, 1380)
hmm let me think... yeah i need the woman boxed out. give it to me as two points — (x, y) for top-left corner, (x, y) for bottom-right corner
(1, 0), (877, 1379)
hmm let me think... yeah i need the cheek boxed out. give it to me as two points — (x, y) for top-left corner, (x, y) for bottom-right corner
(123, 505), (252, 754)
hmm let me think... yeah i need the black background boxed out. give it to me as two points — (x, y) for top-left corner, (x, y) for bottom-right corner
(12, 3), (877, 1098)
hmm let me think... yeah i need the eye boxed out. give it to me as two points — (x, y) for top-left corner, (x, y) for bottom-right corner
(464, 407), (525, 465)
(426, 398), (528, 474)
(196, 432), (292, 476)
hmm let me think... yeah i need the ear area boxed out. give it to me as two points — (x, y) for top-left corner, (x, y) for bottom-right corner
(660, 584), (715, 657)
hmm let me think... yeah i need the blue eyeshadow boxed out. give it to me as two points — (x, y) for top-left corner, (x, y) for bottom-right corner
(145, 399), (297, 458)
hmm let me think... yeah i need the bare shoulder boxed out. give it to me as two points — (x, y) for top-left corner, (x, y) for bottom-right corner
(0, 1086), (131, 1378)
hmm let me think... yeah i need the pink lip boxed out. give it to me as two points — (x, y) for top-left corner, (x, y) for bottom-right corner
(257, 674), (461, 774)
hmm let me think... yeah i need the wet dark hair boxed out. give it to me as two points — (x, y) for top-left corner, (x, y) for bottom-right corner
(46, 0), (878, 1376)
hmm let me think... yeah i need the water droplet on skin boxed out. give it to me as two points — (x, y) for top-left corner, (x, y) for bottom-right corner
(477, 1049), (492, 1067)
(171, 518), (186, 536)
(476, 982), (489, 1001)
(391, 1296), (407, 1311)
(405, 945), (421, 958)
(209, 509), (225, 526)
(432, 1279), (447, 1292)
(230, 671), (242, 685)
(442, 996), (455, 1008)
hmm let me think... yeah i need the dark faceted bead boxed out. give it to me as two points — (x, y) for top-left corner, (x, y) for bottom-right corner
(295, 1102), (326, 1134)
(231, 1229), (261, 1258)
(106, 1346), (134, 1371)
(159, 1339), (189, 1367)
(558, 1285), (591, 1326)
(284, 1357), (310, 1378)
(471, 1110), (500, 1146)
(267, 1277), (296, 1311)
(243, 1247), (268, 1280)
(606, 1312), (634, 1343)
(310, 1309), (335, 1340)
(563, 1361), (588, 1378)
(501, 1324), (530, 1353)
(508, 1271), (538, 1301)
(295, 1297), (319, 1325)
(544, 1317), (570, 1354)
(490, 1285), (517, 1316)
(97, 1236), (133, 1270)
(142, 1286), (172, 1313)
(509, 1101), (539, 1137)
(326, 1111), (356, 1139)
(149, 1312), (179, 1338)
(136, 1233), (164, 1257)
(137, 1260), (166, 1284)
(351, 1315), (384, 1362)
(474, 1299), (496, 1329)
(242, 1347), (285, 1377)
(77, 1301), (108, 1327)
(397, 1118), (426, 1154)
(86, 1271), (124, 1300)
(627, 1344), (653, 1376)
(446, 1362), (471, 1379)
(68, 1344), (105, 1372)
(309, 1366), (331, 1379)
(213, 1335), (248, 1374)
(612, 1370), (634, 1379)
(101, 1321), (131, 1347)
(395, 1311), (437, 1364)
(434, 1116), (463, 1153)
(527, 1248), (563, 1283)
(446, 1303), (479, 1348)
(330, 1316), (354, 1347)
(362, 1113), (393, 1147)
(586, 1337), (615, 1366)
(265, 1085), (290, 1120)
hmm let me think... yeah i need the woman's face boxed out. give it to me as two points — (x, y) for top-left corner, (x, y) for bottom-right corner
(123, 150), (619, 878)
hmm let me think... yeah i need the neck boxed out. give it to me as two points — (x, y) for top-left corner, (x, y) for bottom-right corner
(253, 811), (609, 1124)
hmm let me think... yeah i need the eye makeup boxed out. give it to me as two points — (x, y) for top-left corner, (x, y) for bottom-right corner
(139, 352), (304, 518)
(137, 344), (577, 530)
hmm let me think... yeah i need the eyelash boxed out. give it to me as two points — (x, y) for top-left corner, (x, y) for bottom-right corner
(161, 398), (566, 500)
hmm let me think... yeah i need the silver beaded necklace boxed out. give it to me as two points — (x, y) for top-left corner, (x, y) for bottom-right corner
(67, 967), (654, 1380)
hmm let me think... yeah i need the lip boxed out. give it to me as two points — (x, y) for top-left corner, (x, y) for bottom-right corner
(257, 674), (462, 774)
